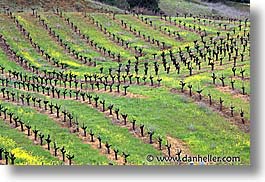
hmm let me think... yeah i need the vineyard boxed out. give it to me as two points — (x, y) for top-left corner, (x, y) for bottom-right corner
(0, 4), (250, 165)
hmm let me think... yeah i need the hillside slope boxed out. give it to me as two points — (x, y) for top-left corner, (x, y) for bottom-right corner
(159, 0), (250, 18)
(0, 0), (123, 12)
(0, 0), (250, 18)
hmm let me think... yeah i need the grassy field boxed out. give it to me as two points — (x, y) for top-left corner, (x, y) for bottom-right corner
(159, 0), (250, 18)
(0, 2), (250, 166)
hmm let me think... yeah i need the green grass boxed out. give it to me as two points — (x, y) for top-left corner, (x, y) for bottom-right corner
(16, 14), (83, 69)
(84, 85), (250, 164)
(65, 12), (134, 60)
(1, 86), (163, 165)
(159, 0), (212, 17)
(159, 0), (249, 18)
(115, 14), (182, 49)
(54, 99), (163, 165)
(0, 119), (61, 165)
(91, 13), (161, 56)
(0, 14), (60, 71)
(142, 15), (201, 42)
(0, 10), (250, 165)
(0, 100), (111, 165)
(40, 13), (108, 62)
(0, 47), (24, 72)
